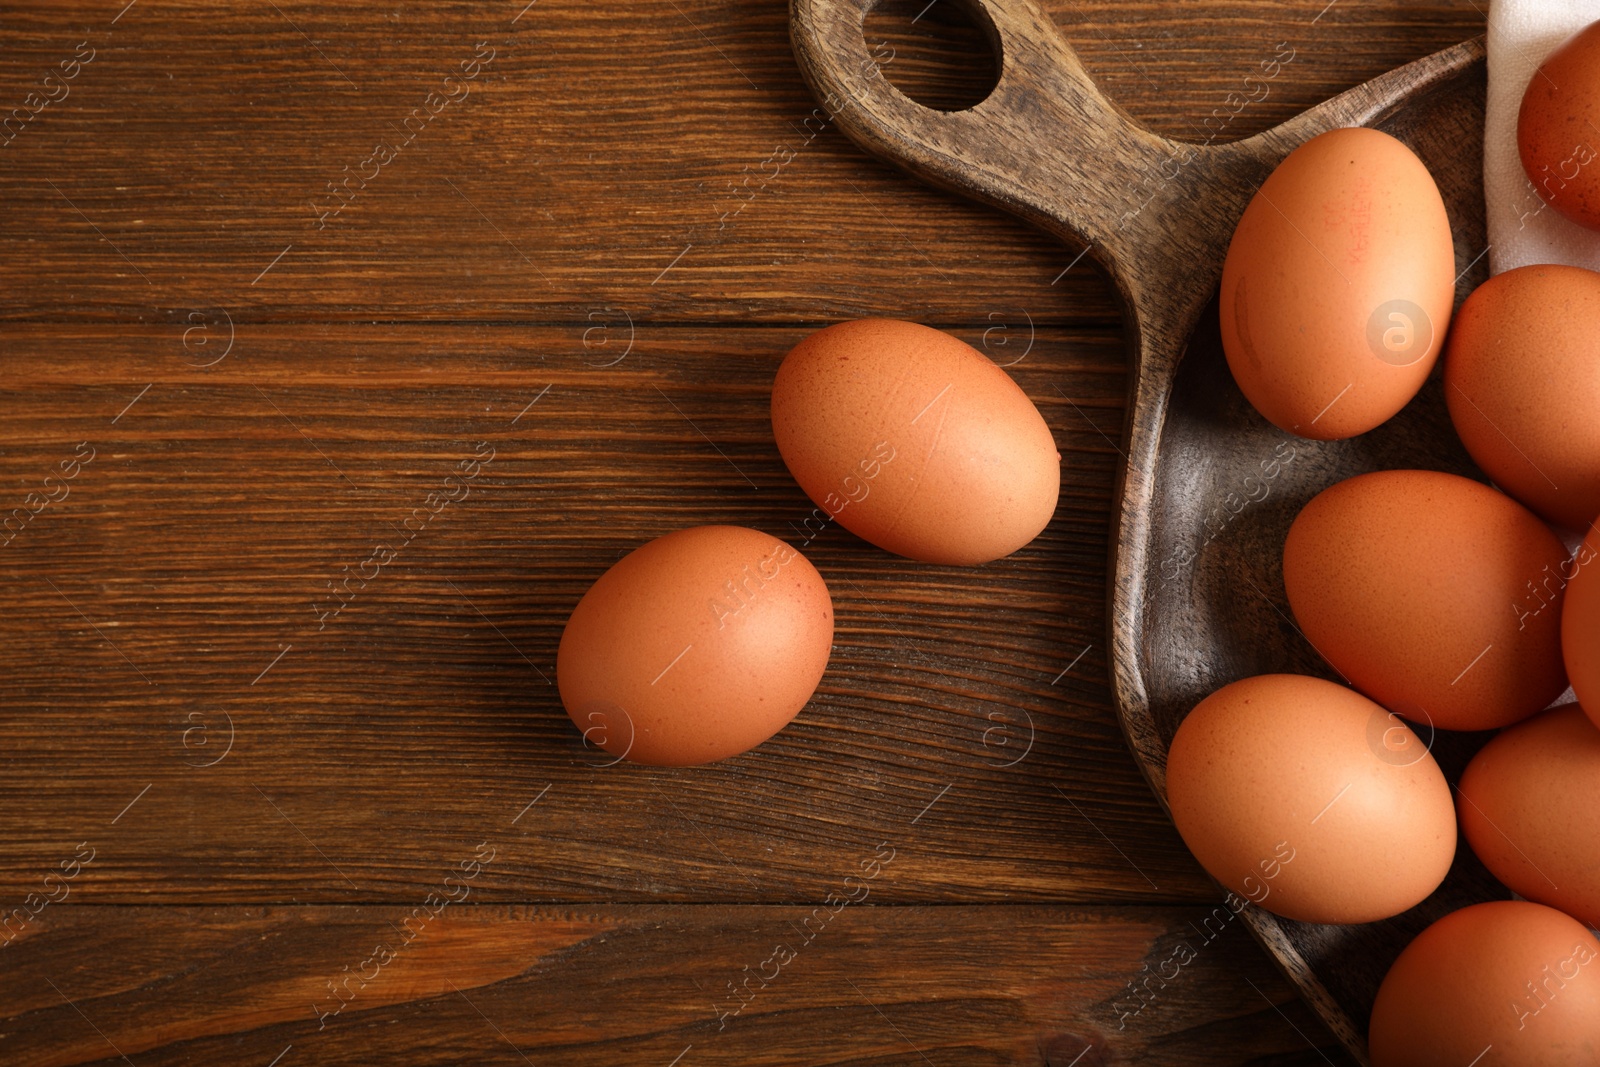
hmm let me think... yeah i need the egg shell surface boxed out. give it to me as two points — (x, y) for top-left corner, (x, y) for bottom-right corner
(1369, 900), (1600, 1067)
(557, 525), (833, 766)
(1166, 673), (1456, 925)
(1458, 704), (1600, 928)
(1283, 469), (1570, 731)
(1518, 19), (1600, 230)
(1219, 126), (1455, 440)
(1565, 524), (1600, 724)
(1444, 264), (1600, 531)
(771, 318), (1059, 565)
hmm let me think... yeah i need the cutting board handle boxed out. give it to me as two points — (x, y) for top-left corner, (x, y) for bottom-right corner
(788, 0), (1195, 298)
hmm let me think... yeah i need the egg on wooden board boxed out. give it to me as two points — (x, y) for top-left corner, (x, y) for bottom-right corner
(1369, 901), (1600, 1067)
(556, 526), (833, 766)
(1165, 674), (1455, 925)
(1518, 18), (1600, 230)
(1282, 470), (1570, 732)
(770, 318), (1060, 566)
(1457, 704), (1600, 928)
(1444, 264), (1600, 531)
(1219, 127), (1455, 440)
(1566, 524), (1600, 725)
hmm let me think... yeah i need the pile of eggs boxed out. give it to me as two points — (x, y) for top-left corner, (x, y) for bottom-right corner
(1173, 20), (1600, 1065)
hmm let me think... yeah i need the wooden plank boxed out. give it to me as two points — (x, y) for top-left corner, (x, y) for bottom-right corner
(0, 322), (1210, 904)
(0, 1), (1481, 323)
(0, 904), (1348, 1065)
(1057, 2), (1487, 141)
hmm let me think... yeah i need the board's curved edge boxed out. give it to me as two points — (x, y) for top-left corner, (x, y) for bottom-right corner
(1240, 909), (1370, 1065)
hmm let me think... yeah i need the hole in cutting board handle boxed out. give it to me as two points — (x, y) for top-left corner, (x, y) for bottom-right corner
(863, 0), (1002, 113)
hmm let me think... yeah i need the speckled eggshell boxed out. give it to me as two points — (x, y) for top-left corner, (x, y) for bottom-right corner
(557, 525), (834, 766)
(1444, 264), (1600, 530)
(1219, 127), (1456, 440)
(1165, 673), (1456, 925)
(1566, 524), (1600, 725)
(1518, 19), (1600, 230)
(1458, 704), (1600, 928)
(1283, 470), (1570, 732)
(1370, 901), (1600, 1067)
(770, 318), (1060, 566)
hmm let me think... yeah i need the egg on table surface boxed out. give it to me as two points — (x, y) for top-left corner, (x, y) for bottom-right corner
(1566, 524), (1600, 724)
(771, 317), (1060, 566)
(1220, 126), (1455, 440)
(1444, 264), (1600, 531)
(1369, 900), (1600, 1067)
(1282, 469), (1570, 732)
(556, 525), (833, 766)
(1457, 703), (1600, 928)
(1518, 18), (1600, 230)
(1165, 673), (1455, 925)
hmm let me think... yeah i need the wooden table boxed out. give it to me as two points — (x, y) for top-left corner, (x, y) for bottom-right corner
(0, 2), (1484, 1063)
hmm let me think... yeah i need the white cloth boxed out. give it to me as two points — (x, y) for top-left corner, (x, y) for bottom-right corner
(1485, 0), (1600, 274)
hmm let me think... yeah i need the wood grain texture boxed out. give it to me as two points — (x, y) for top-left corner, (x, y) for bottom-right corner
(0, 0), (1486, 1063)
(2, 905), (1343, 1066)
(0, 1), (1480, 324)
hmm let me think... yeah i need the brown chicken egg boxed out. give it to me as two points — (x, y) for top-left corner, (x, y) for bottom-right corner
(557, 526), (833, 766)
(1518, 18), (1600, 230)
(1166, 673), (1456, 925)
(1370, 901), (1600, 1067)
(1220, 126), (1455, 440)
(770, 318), (1059, 565)
(1458, 704), (1600, 928)
(1283, 469), (1570, 732)
(1566, 524), (1600, 725)
(1444, 264), (1600, 531)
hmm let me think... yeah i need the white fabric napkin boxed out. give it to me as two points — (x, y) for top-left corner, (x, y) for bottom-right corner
(1485, 0), (1600, 274)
